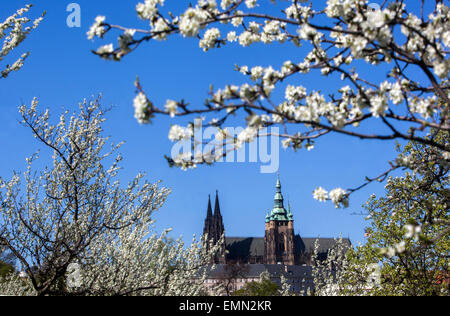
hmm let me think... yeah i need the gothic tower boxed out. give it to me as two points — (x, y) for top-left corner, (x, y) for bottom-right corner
(203, 195), (214, 241)
(203, 191), (226, 263)
(264, 175), (296, 265)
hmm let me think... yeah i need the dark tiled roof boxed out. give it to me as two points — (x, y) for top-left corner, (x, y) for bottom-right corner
(297, 237), (352, 254)
(225, 237), (264, 260)
(225, 236), (351, 259)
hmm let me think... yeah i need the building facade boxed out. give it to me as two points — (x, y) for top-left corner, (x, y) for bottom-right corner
(203, 176), (350, 266)
(202, 175), (351, 294)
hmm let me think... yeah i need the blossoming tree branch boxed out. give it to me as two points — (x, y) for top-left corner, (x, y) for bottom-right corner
(0, 5), (44, 79)
(0, 97), (222, 296)
(88, 0), (449, 208)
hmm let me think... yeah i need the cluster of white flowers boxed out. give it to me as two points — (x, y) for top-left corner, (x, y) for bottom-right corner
(311, 237), (351, 296)
(168, 124), (193, 141)
(226, 31), (237, 42)
(369, 94), (388, 118)
(245, 0), (257, 9)
(365, 263), (381, 289)
(1, 52), (29, 79)
(164, 99), (178, 117)
(285, 3), (311, 20)
(133, 92), (150, 124)
(220, 0), (235, 11)
(152, 18), (170, 40)
(96, 43), (114, 55)
(433, 60), (449, 79)
(136, 0), (164, 20)
(250, 66), (263, 81)
(389, 82), (404, 105)
(395, 153), (413, 168)
(261, 20), (287, 44)
(404, 224), (422, 241)
(313, 187), (348, 208)
(179, 7), (210, 37)
(239, 82), (259, 101)
(87, 16), (106, 40)
(329, 188), (349, 208)
(313, 187), (328, 202)
(238, 29), (260, 47)
(231, 11), (244, 27)
(326, 0), (354, 18)
(261, 66), (282, 96)
(408, 95), (435, 119)
(285, 85), (307, 103)
(237, 126), (258, 145)
(380, 240), (407, 258)
(199, 28), (221, 51)
(297, 23), (318, 41)
(1, 5), (43, 79)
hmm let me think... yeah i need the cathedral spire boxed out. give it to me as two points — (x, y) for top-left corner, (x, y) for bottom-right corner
(206, 194), (213, 219)
(214, 190), (222, 218)
(269, 173), (291, 221)
(203, 192), (226, 264)
(287, 198), (294, 221)
(274, 173), (284, 209)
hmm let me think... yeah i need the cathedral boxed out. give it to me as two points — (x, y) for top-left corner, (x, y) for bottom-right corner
(203, 175), (350, 266)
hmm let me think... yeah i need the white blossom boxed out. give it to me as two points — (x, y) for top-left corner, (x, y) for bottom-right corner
(168, 124), (190, 141)
(245, 0), (257, 9)
(237, 126), (258, 144)
(389, 82), (404, 105)
(133, 92), (150, 124)
(329, 188), (348, 208)
(250, 66), (264, 81)
(370, 95), (388, 118)
(433, 60), (449, 79)
(404, 224), (422, 241)
(231, 11), (243, 27)
(164, 99), (178, 117)
(136, 0), (164, 20)
(313, 187), (328, 202)
(96, 43), (114, 55)
(179, 8), (208, 37)
(87, 16), (106, 40)
(199, 28), (221, 51)
(226, 31), (237, 42)
(285, 85), (307, 103)
(221, 0), (235, 10)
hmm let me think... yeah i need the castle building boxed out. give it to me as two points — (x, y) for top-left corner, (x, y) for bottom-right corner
(203, 175), (351, 266)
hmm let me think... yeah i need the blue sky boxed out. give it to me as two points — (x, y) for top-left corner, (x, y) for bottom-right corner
(1, 0), (409, 246)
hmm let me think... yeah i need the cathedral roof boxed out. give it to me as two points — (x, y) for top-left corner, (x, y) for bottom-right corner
(226, 237), (265, 260)
(225, 236), (352, 260)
